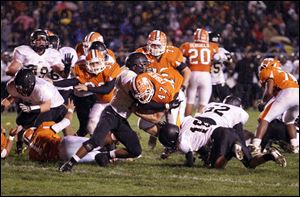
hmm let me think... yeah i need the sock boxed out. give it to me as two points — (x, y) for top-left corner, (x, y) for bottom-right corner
(252, 138), (262, 147)
(290, 138), (299, 147)
(109, 150), (116, 159)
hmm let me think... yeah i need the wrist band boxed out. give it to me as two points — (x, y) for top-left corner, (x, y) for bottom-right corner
(8, 136), (15, 141)
(68, 108), (74, 113)
(165, 103), (170, 110)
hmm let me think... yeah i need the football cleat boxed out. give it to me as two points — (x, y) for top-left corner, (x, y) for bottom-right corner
(59, 161), (73, 172)
(233, 142), (244, 161)
(268, 147), (287, 168)
(95, 152), (110, 167)
(248, 144), (262, 157)
(160, 147), (176, 159)
(290, 145), (299, 154)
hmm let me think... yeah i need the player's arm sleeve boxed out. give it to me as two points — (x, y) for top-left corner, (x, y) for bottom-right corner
(137, 101), (166, 111)
(87, 79), (116, 94)
(13, 48), (25, 63)
(53, 78), (80, 87)
(240, 110), (249, 125)
(178, 133), (192, 154)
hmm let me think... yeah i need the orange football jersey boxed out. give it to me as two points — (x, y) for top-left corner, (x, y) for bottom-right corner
(1, 132), (7, 152)
(137, 72), (176, 103)
(135, 46), (184, 70)
(74, 62), (121, 103)
(180, 42), (215, 72)
(158, 67), (183, 95)
(259, 66), (298, 90)
(28, 121), (61, 162)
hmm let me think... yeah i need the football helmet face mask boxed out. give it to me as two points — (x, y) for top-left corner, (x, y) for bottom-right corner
(132, 76), (154, 104)
(194, 28), (209, 44)
(14, 68), (36, 96)
(30, 29), (49, 53)
(147, 30), (167, 57)
(223, 95), (242, 107)
(83, 32), (104, 55)
(85, 49), (106, 75)
(125, 52), (150, 74)
(45, 30), (60, 50)
(158, 122), (179, 148)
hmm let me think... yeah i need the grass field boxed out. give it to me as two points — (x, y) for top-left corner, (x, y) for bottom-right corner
(1, 109), (299, 196)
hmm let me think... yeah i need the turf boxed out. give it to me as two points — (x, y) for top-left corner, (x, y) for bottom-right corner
(1, 109), (299, 196)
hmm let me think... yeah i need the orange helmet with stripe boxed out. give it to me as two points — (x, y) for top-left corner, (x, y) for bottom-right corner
(193, 28), (209, 44)
(147, 30), (167, 57)
(132, 76), (155, 104)
(259, 58), (281, 72)
(85, 49), (106, 75)
(83, 32), (104, 55)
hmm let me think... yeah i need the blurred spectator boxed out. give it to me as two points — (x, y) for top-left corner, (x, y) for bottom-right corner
(1, 51), (12, 99)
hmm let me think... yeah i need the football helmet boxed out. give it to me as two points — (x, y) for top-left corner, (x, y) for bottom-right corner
(223, 95), (242, 107)
(14, 68), (36, 96)
(23, 128), (34, 146)
(83, 32), (104, 55)
(158, 122), (179, 148)
(194, 28), (209, 44)
(209, 32), (221, 43)
(46, 30), (60, 50)
(147, 30), (167, 57)
(85, 49), (106, 75)
(30, 29), (49, 53)
(125, 52), (150, 74)
(259, 58), (281, 72)
(89, 41), (109, 60)
(132, 76), (154, 104)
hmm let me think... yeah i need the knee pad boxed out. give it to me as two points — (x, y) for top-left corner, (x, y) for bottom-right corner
(138, 118), (155, 131)
(82, 140), (97, 152)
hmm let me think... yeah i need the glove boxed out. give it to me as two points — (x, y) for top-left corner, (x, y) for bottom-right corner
(167, 99), (182, 110)
(62, 53), (74, 76)
(19, 103), (31, 113)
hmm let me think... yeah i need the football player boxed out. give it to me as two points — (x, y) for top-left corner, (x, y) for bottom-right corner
(58, 52), (150, 172)
(250, 58), (299, 155)
(46, 30), (78, 103)
(180, 28), (216, 115)
(51, 49), (121, 136)
(1, 127), (17, 159)
(6, 29), (64, 77)
(209, 32), (233, 102)
(136, 30), (190, 149)
(1, 68), (67, 153)
(158, 120), (287, 169)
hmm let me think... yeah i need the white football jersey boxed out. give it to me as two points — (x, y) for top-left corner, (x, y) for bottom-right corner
(7, 77), (64, 108)
(211, 48), (230, 85)
(13, 45), (62, 78)
(178, 116), (218, 153)
(51, 46), (79, 91)
(195, 102), (249, 127)
(110, 67), (137, 119)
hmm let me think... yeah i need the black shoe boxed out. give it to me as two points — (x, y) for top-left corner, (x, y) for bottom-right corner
(59, 161), (73, 172)
(95, 152), (110, 166)
(160, 147), (176, 159)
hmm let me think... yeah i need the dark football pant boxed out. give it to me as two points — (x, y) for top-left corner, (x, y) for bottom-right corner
(210, 83), (231, 102)
(73, 94), (96, 136)
(87, 106), (142, 158)
(16, 104), (67, 128)
(209, 127), (252, 168)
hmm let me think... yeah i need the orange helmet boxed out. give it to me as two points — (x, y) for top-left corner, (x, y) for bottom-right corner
(85, 49), (106, 75)
(147, 30), (167, 57)
(83, 32), (104, 55)
(132, 76), (154, 104)
(259, 58), (281, 72)
(23, 128), (35, 146)
(194, 28), (209, 43)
